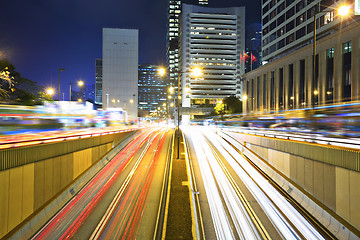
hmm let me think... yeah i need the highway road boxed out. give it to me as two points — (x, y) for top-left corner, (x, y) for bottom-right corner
(183, 126), (332, 240)
(8, 124), (345, 239)
(30, 127), (173, 240)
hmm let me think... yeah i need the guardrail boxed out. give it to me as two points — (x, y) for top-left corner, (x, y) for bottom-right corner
(231, 132), (360, 172)
(0, 128), (139, 171)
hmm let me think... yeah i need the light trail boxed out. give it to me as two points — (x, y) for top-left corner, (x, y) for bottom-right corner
(207, 128), (326, 239)
(184, 126), (328, 240)
(186, 128), (261, 240)
(31, 130), (156, 240)
(90, 131), (168, 239)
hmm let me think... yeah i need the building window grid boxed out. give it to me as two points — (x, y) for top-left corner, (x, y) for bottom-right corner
(262, 0), (339, 58)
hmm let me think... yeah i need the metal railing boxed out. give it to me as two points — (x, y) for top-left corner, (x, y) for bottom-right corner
(239, 134), (360, 172)
(0, 129), (138, 171)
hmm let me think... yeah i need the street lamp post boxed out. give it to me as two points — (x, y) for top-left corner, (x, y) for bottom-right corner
(58, 68), (65, 102)
(106, 94), (110, 109)
(69, 82), (72, 101)
(176, 67), (202, 159)
(177, 72), (181, 158)
(159, 67), (201, 159)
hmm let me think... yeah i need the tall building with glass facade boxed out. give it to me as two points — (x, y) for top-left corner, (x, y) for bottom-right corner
(102, 28), (139, 120)
(179, 4), (245, 124)
(138, 65), (167, 117)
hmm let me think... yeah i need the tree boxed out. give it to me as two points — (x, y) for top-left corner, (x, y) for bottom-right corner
(223, 96), (242, 114)
(214, 96), (242, 115)
(0, 59), (50, 105)
(0, 64), (14, 99)
(214, 100), (226, 115)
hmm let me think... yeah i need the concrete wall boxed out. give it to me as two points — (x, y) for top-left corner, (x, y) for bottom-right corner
(248, 143), (360, 231)
(0, 142), (112, 238)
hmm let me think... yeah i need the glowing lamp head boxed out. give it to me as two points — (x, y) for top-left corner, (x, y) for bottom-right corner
(191, 67), (202, 77)
(46, 88), (54, 96)
(314, 90), (319, 95)
(242, 95), (248, 101)
(78, 80), (84, 86)
(158, 68), (166, 76)
(338, 5), (350, 16)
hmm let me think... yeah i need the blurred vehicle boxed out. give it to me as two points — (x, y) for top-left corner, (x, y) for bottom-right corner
(210, 102), (360, 138)
(0, 102), (97, 134)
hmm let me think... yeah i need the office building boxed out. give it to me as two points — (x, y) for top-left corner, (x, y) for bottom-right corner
(167, 0), (210, 88)
(95, 59), (102, 104)
(179, 4), (245, 124)
(262, 0), (351, 62)
(138, 65), (168, 117)
(243, 1), (359, 114)
(102, 28), (139, 120)
(167, 0), (182, 88)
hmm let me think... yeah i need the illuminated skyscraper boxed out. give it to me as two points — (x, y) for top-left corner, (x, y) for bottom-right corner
(167, 0), (182, 88)
(95, 58), (102, 104)
(138, 65), (167, 116)
(167, 0), (209, 88)
(179, 4), (245, 124)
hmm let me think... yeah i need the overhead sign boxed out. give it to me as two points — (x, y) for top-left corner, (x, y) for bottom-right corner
(356, 0), (360, 15)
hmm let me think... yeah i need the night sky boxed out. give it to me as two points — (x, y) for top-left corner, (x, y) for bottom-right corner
(0, 0), (260, 99)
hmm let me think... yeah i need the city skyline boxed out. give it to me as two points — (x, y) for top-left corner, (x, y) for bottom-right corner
(0, 0), (260, 100)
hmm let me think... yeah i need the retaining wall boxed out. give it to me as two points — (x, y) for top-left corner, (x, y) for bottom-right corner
(0, 129), (137, 238)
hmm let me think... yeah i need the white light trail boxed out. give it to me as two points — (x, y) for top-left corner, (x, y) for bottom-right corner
(185, 128), (260, 239)
(207, 129), (325, 240)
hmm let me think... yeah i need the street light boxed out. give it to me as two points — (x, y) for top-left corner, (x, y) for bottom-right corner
(176, 66), (202, 158)
(46, 88), (55, 96)
(338, 5), (350, 16)
(58, 68), (65, 101)
(69, 80), (84, 102)
(312, 4), (350, 110)
(158, 67), (166, 77)
(159, 66), (202, 157)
